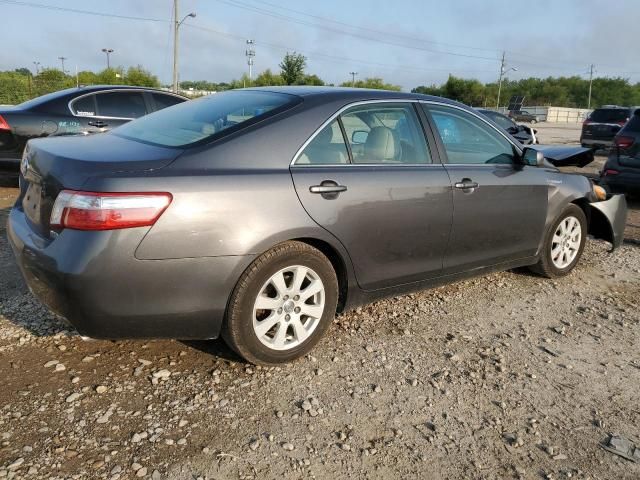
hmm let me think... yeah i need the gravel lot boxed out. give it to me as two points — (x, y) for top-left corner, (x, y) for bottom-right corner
(1, 126), (639, 479)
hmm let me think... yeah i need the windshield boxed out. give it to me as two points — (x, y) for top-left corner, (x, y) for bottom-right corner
(113, 90), (300, 147)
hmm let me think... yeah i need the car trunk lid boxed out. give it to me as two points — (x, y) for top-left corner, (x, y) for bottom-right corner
(18, 132), (181, 237)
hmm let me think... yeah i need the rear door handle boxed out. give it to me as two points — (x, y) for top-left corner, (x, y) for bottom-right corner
(454, 179), (479, 190)
(310, 184), (348, 194)
(309, 180), (347, 199)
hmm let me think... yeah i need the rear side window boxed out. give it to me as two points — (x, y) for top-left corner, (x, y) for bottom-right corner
(589, 108), (629, 123)
(114, 91), (299, 147)
(152, 93), (185, 111)
(95, 91), (148, 119)
(340, 103), (431, 164)
(71, 95), (96, 116)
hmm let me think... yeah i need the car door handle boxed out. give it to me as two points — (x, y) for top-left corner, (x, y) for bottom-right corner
(88, 120), (108, 128)
(454, 180), (479, 190)
(309, 183), (347, 194)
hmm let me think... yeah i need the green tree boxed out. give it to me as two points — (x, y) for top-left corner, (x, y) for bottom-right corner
(14, 68), (32, 77)
(125, 66), (160, 87)
(340, 77), (401, 91)
(296, 74), (325, 86)
(279, 52), (307, 85)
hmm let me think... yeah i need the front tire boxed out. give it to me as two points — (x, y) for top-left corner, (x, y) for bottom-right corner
(529, 204), (587, 278)
(223, 241), (338, 365)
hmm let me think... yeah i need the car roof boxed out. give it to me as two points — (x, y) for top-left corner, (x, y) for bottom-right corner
(242, 85), (462, 106)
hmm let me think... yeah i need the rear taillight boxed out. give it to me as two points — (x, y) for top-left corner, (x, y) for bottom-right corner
(603, 169), (619, 176)
(0, 115), (10, 132)
(614, 135), (635, 149)
(50, 190), (172, 231)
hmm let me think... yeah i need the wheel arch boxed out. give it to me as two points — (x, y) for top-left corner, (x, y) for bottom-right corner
(290, 237), (350, 313)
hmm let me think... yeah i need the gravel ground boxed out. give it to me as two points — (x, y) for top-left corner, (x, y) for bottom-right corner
(0, 128), (639, 479)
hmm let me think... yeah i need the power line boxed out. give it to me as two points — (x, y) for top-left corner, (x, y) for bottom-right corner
(214, 0), (501, 62)
(0, 0), (168, 22)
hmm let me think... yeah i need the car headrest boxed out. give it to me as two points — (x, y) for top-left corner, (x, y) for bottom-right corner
(365, 126), (400, 161)
(314, 125), (333, 145)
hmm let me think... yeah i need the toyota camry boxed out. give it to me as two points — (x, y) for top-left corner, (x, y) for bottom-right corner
(8, 87), (627, 365)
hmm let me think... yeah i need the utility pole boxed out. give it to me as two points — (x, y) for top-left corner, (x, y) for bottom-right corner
(587, 64), (595, 110)
(246, 40), (255, 83)
(496, 51), (517, 110)
(172, 0), (179, 93)
(172, 0), (196, 93)
(349, 71), (358, 87)
(102, 48), (114, 69)
(32, 61), (40, 74)
(58, 56), (67, 74)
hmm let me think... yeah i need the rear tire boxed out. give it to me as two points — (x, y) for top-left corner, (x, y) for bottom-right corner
(529, 204), (587, 278)
(222, 241), (338, 365)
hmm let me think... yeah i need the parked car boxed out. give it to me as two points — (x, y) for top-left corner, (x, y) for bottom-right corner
(580, 106), (636, 149)
(0, 85), (187, 169)
(8, 87), (627, 365)
(600, 109), (640, 196)
(476, 108), (538, 145)
(509, 110), (538, 123)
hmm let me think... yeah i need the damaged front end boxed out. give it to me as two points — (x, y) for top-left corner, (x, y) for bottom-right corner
(588, 193), (627, 251)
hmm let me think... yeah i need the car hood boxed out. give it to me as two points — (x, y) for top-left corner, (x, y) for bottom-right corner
(529, 145), (594, 167)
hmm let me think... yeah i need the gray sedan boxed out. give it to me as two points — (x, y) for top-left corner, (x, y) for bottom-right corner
(8, 87), (627, 365)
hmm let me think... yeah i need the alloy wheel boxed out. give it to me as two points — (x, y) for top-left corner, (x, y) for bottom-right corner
(551, 216), (582, 269)
(252, 265), (325, 351)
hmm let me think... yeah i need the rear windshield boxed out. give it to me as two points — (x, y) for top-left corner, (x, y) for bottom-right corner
(589, 108), (629, 123)
(113, 90), (300, 147)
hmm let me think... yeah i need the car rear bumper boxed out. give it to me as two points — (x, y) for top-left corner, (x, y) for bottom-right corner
(7, 207), (252, 339)
(580, 138), (614, 147)
(600, 172), (640, 194)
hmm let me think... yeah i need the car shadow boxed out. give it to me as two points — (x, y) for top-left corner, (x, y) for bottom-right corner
(181, 339), (244, 363)
(0, 206), (74, 337)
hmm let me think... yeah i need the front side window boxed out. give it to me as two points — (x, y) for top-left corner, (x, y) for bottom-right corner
(96, 91), (147, 119)
(340, 103), (431, 164)
(114, 91), (299, 147)
(297, 120), (349, 165)
(427, 105), (518, 165)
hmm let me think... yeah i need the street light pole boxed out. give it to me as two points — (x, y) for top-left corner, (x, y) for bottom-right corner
(246, 39), (255, 83)
(172, 0), (196, 93)
(349, 71), (358, 87)
(33, 61), (40, 74)
(102, 48), (114, 69)
(496, 51), (517, 110)
(58, 56), (67, 74)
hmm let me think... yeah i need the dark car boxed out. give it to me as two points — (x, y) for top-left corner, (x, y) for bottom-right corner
(580, 106), (636, 149)
(476, 109), (538, 145)
(8, 87), (626, 365)
(600, 109), (640, 196)
(509, 110), (538, 123)
(0, 85), (187, 169)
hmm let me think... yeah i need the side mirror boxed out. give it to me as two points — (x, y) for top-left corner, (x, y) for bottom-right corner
(507, 126), (519, 134)
(351, 130), (368, 144)
(522, 147), (545, 167)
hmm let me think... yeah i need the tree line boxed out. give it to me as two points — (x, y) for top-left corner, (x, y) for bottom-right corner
(2, 52), (639, 108)
(413, 75), (640, 109)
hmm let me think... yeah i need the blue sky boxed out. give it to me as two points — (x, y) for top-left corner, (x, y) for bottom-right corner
(2, 0), (640, 89)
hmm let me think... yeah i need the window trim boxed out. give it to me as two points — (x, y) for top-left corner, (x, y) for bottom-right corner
(68, 89), (184, 121)
(290, 99), (522, 168)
